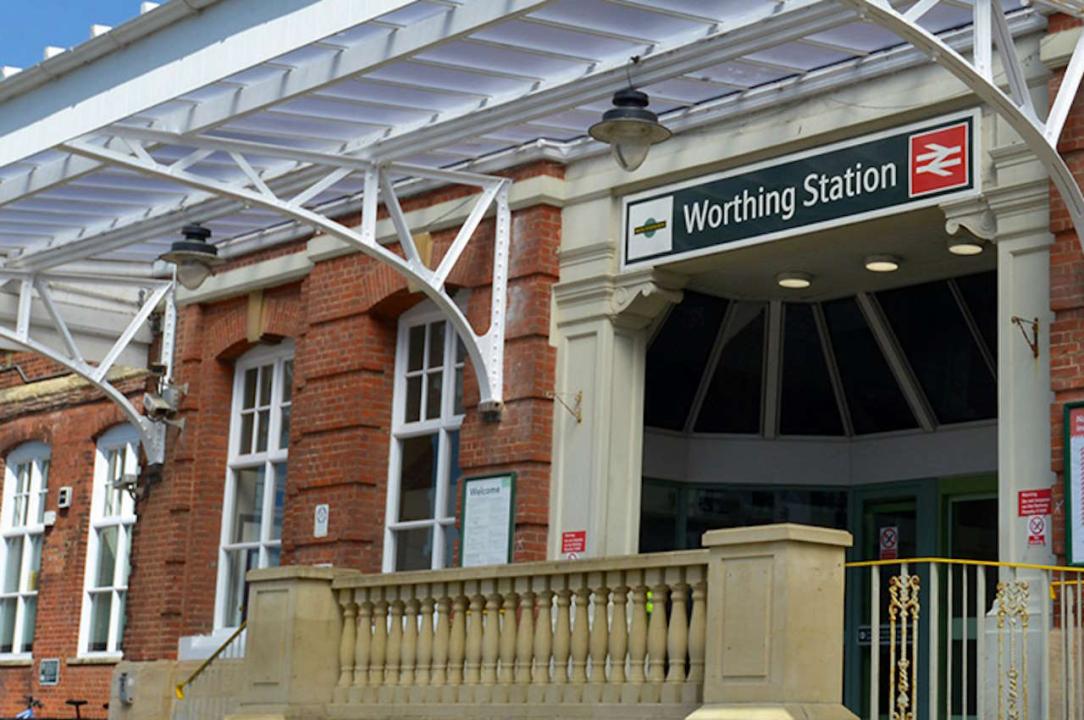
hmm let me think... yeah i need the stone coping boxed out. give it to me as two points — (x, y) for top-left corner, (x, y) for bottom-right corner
(701, 523), (853, 549)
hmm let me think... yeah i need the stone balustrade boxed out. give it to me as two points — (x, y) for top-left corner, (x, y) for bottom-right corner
(231, 524), (857, 720)
(331, 551), (708, 706)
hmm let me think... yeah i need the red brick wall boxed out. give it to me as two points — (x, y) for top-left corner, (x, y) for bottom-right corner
(0, 376), (147, 718)
(1049, 14), (1084, 561)
(122, 171), (560, 661)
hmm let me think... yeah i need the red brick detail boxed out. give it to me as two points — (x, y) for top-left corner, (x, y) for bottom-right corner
(123, 162), (562, 665)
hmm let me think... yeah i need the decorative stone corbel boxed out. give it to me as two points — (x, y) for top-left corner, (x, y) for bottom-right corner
(941, 196), (997, 241)
(611, 269), (683, 330)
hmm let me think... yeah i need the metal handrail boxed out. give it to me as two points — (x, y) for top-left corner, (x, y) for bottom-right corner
(846, 556), (1084, 573)
(174, 622), (247, 701)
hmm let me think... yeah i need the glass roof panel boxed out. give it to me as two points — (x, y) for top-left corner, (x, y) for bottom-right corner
(417, 40), (589, 78)
(531, 0), (712, 40)
(695, 61), (792, 89)
(877, 279), (997, 425)
(366, 61), (529, 96)
(805, 23), (903, 54)
(822, 297), (917, 435)
(644, 292), (728, 431)
(780, 304), (844, 436)
(744, 42), (854, 72)
(472, 19), (642, 59)
(695, 302), (766, 435)
(953, 271), (997, 364)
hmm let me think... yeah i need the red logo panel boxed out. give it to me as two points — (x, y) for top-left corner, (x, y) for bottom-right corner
(909, 122), (969, 197)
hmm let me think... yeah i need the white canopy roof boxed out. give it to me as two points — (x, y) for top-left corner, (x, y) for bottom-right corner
(0, 0), (1056, 276)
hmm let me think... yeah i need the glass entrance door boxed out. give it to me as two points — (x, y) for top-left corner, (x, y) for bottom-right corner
(845, 482), (938, 718)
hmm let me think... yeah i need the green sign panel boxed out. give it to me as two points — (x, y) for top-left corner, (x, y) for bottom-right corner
(622, 111), (980, 270)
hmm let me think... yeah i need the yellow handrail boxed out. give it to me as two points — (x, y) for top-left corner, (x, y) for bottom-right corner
(845, 556), (1084, 573)
(174, 622), (247, 701)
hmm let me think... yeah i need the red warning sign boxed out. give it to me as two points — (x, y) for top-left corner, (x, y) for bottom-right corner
(1028, 515), (1047, 546)
(879, 526), (899, 560)
(1018, 488), (1053, 517)
(561, 530), (586, 557)
(909, 122), (969, 197)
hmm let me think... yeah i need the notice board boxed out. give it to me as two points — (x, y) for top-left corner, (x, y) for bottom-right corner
(460, 473), (516, 567)
(1066, 403), (1084, 565)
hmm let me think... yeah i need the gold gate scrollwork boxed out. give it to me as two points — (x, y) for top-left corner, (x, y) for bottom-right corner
(888, 573), (920, 720)
(997, 579), (1031, 720)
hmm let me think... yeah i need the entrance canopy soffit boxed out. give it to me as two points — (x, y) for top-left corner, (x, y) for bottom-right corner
(0, 0), (1081, 465)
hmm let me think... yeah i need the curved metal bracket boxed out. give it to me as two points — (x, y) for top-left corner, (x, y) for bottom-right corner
(0, 272), (171, 465)
(848, 0), (1084, 253)
(62, 132), (511, 413)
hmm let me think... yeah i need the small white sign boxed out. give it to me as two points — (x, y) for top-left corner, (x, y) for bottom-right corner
(462, 475), (514, 567)
(314, 504), (329, 538)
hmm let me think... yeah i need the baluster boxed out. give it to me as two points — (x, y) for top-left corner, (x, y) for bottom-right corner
(432, 597), (450, 689)
(482, 593), (501, 687)
(417, 597), (434, 687)
(386, 600), (403, 687)
(687, 580), (706, 684)
(370, 600), (388, 686)
(336, 590), (357, 702)
(585, 585), (611, 702)
(629, 585), (648, 686)
(553, 589), (572, 684)
(610, 585), (629, 685)
(465, 594), (484, 685)
(515, 591), (535, 686)
(666, 583), (688, 684)
(500, 591), (518, 685)
(449, 595), (467, 686)
(590, 585), (610, 684)
(645, 582), (669, 703)
(353, 599), (372, 693)
(533, 590), (554, 685)
(662, 581), (688, 704)
(571, 587), (590, 687)
(401, 598), (419, 687)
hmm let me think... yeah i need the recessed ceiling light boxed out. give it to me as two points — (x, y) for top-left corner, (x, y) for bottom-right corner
(947, 236), (985, 256)
(776, 271), (812, 289)
(865, 254), (901, 272)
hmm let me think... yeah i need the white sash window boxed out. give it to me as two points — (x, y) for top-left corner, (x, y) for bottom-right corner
(215, 342), (293, 629)
(79, 425), (138, 657)
(0, 443), (49, 658)
(384, 305), (465, 572)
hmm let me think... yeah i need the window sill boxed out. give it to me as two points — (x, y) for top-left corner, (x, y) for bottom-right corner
(68, 655), (122, 666)
(0, 658), (32, 667)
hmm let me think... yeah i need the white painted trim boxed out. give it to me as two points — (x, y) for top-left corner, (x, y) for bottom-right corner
(0, 442), (50, 659)
(383, 305), (465, 572)
(77, 424), (138, 658)
(213, 342), (293, 631)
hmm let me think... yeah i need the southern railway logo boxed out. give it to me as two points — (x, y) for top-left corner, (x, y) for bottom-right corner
(634, 217), (667, 238)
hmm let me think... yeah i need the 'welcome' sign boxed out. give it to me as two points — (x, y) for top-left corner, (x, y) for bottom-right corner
(622, 111), (979, 270)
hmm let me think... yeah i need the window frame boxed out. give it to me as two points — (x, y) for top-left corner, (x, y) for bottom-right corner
(213, 341), (293, 630)
(0, 442), (50, 659)
(78, 425), (138, 659)
(383, 304), (465, 572)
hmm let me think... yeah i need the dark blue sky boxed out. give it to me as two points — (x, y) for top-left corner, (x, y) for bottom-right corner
(0, 0), (144, 70)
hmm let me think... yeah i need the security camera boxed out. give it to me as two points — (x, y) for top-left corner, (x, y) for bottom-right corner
(143, 381), (187, 419)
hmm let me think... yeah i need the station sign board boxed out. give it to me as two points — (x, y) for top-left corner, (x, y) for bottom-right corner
(621, 110), (980, 270)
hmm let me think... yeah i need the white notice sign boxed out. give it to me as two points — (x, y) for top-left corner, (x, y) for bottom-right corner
(314, 504), (329, 538)
(461, 474), (515, 568)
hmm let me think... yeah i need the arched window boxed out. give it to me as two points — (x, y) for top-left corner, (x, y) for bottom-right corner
(215, 341), (293, 629)
(0, 442), (50, 657)
(79, 424), (138, 657)
(383, 304), (465, 571)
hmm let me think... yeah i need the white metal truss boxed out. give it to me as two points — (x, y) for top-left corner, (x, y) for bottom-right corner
(846, 0), (1084, 251)
(0, 269), (175, 466)
(60, 129), (511, 414)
